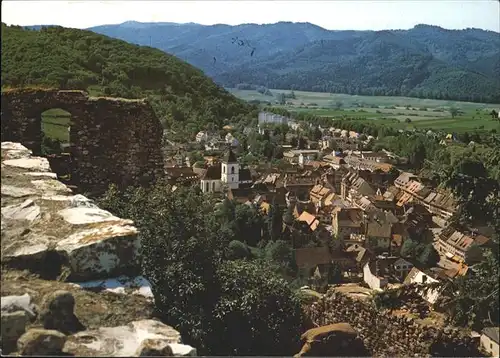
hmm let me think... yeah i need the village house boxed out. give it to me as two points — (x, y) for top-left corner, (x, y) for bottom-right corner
(480, 327), (499, 357)
(195, 131), (209, 143)
(309, 184), (334, 208)
(392, 258), (414, 281)
(283, 174), (317, 200)
(395, 175), (458, 221)
(204, 139), (228, 152)
(331, 136), (359, 151)
(403, 267), (441, 305)
(322, 154), (347, 169)
(331, 207), (364, 240)
(344, 156), (394, 173)
(436, 227), (491, 264)
(258, 111), (290, 125)
(297, 211), (321, 232)
(341, 172), (376, 202)
(283, 150), (322, 165)
(363, 254), (409, 290)
(417, 188), (457, 221)
(321, 167), (346, 194)
(319, 136), (333, 150)
(364, 211), (397, 253)
(346, 245), (373, 272)
(224, 132), (239, 147)
(350, 150), (390, 163)
(395, 172), (419, 189)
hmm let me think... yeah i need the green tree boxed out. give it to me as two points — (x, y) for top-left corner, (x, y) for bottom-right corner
(266, 200), (284, 241)
(211, 260), (303, 355)
(418, 244), (439, 268)
(264, 240), (295, 275)
(234, 204), (263, 246)
(276, 93), (286, 105)
(400, 238), (419, 258)
(99, 183), (224, 351)
(99, 183), (303, 355)
(227, 240), (251, 260)
(328, 263), (343, 284)
(449, 107), (459, 118)
(435, 249), (499, 330)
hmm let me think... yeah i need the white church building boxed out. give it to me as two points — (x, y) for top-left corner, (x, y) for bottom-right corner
(199, 149), (252, 194)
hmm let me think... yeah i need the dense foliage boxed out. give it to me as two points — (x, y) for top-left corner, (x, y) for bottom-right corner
(90, 22), (500, 103)
(98, 183), (303, 355)
(1, 23), (254, 135)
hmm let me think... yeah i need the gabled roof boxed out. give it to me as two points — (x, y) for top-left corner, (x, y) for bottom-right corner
(366, 220), (392, 239)
(298, 211), (320, 231)
(295, 246), (332, 267)
(395, 172), (418, 185)
(334, 207), (364, 227)
(201, 164), (221, 180)
(403, 267), (422, 284)
(482, 327), (499, 344)
(239, 168), (252, 182)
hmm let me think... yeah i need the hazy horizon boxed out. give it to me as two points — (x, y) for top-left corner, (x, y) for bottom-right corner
(2, 0), (500, 32)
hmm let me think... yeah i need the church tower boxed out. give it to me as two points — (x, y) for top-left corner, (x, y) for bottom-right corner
(221, 148), (239, 189)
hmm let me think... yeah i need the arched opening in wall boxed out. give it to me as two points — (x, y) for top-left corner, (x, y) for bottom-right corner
(41, 108), (74, 185)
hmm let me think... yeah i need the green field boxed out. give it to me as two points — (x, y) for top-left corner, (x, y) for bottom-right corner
(41, 108), (71, 142)
(228, 88), (500, 133)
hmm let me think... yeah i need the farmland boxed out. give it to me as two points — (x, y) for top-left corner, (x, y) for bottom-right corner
(228, 88), (500, 133)
(41, 108), (71, 142)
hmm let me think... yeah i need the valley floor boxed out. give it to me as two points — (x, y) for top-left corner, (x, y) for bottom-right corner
(228, 88), (500, 133)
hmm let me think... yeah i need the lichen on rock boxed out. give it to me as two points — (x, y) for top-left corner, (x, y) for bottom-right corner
(17, 328), (67, 356)
(1, 142), (141, 282)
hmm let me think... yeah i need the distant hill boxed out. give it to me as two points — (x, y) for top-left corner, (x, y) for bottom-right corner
(1, 23), (252, 135)
(87, 21), (500, 103)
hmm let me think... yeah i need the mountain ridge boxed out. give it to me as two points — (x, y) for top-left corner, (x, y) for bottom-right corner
(24, 21), (500, 103)
(1, 23), (253, 137)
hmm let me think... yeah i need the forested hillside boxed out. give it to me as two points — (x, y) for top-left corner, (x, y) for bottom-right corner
(88, 22), (500, 103)
(1, 23), (253, 134)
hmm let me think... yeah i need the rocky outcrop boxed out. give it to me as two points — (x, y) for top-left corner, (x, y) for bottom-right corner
(1, 311), (30, 353)
(1, 142), (140, 282)
(135, 338), (174, 356)
(1, 89), (164, 192)
(294, 323), (369, 357)
(1, 142), (196, 356)
(17, 328), (67, 356)
(306, 288), (481, 357)
(40, 290), (85, 335)
(1, 280), (194, 356)
(1, 294), (38, 353)
(1, 271), (154, 334)
(63, 319), (197, 356)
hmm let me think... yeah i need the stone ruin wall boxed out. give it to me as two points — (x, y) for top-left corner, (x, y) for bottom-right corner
(1, 89), (164, 192)
(306, 289), (480, 357)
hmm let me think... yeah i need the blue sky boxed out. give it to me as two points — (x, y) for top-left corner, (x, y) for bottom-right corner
(2, 0), (499, 32)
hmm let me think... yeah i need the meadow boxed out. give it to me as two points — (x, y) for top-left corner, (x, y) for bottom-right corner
(41, 108), (71, 142)
(228, 88), (500, 133)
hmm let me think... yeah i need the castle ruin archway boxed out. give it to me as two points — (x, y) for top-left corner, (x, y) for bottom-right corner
(1, 89), (164, 193)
